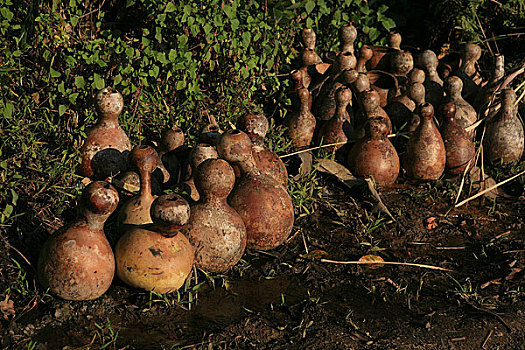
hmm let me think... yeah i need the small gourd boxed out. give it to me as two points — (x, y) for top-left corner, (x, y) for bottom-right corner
(458, 43), (482, 101)
(79, 87), (131, 179)
(238, 113), (288, 188)
(347, 118), (400, 187)
(418, 50), (444, 110)
(116, 194), (194, 293)
(356, 89), (392, 136)
(442, 76), (477, 131)
(118, 145), (158, 230)
(484, 89), (524, 164)
(317, 87), (353, 153)
(186, 159), (247, 272)
(403, 103), (446, 180)
(299, 28), (322, 66)
(440, 103), (475, 175)
(38, 181), (118, 300)
(288, 88), (316, 148)
(157, 126), (185, 185)
(356, 46), (373, 73)
(184, 143), (219, 202)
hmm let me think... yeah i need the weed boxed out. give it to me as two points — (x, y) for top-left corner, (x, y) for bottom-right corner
(93, 318), (119, 350)
(287, 167), (323, 216)
(4, 258), (34, 298)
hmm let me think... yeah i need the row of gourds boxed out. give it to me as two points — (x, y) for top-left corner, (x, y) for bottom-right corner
(284, 25), (523, 187)
(38, 87), (293, 300)
(37, 24), (523, 301)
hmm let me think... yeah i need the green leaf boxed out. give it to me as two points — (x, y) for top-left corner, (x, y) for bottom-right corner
(165, 2), (176, 12)
(305, 0), (315, 14)
(126, 47), (134, 58)
(368, 27), (380, 42)
(10, 189), (18, 206)
(50, 67), (61, 78)
(93, 73), (105, 90)
(71, 16), (78, 27)
(381, 18), (396, 31)
(68, 93), (79, 104)
(169, 49), (177, 61)
(4, 102), (14, 118)
(1, 8), (13, 21)
(59, 104), (67, 116)
(74, 76), (85, 89)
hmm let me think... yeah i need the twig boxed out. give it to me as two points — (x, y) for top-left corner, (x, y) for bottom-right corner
(453, 157), (473, 205)
(474, 12), (493, 56)
(279, 131), (407, 159)
(318, 258), (452, 271)
(455, 169), (525, 208)
(482, 329), (493, 349)
(280, 141), (346, 158)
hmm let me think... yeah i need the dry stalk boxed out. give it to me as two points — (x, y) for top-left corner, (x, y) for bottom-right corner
(318, 258), (453, 272)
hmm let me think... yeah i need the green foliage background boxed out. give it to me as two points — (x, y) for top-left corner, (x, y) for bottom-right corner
(0, 0), (397, 257)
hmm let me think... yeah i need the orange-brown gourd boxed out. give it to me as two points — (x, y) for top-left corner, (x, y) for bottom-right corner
(238, 113), (288, 188)
(442, 76), (477, 131)
(355, 89), (392, 137)
(116, 194), (194, 293)
(347, 118), (400, 187)
(288, 88), (316, 148)
(79, 87), (131, 179)
(157, 126), (185, 185)
(403, 103), (446, 180)
(440, 103), (475, 175)
(367, 32), (401, 71)
(184, 143), (219, 202)
(484, 89), (524, 164)
(218, 130), (294, 250)
(185, 159), (246, 272)
(317, 86), (353, 152)
(339, 23), (357, 55)
(300, 28), (322, 66)
(38, 181), (118, 300)
(118, 145), (158, 231)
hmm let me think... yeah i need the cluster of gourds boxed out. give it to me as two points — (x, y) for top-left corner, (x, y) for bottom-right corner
(38, 88), (294, 300)
(38, 24), (523, 301)
(285, 25), (523, 186)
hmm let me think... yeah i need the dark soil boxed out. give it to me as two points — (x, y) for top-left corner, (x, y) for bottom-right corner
(1, 177), (524, 349)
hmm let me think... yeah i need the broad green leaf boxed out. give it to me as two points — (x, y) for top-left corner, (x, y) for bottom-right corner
(59, 104), (67, 116)
(382, 18), (396, 31)
(93, 73), (105, 89)
(50, 67), (61, 78)
(74, 76), (85, 89)
(4, 102), (14, 118)
(305, 0), (315, 14)
(165, 2), (176, 12)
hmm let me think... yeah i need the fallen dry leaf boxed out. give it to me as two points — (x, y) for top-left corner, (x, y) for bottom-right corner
(299, 249), (329, 260)
(358, 254), (385, 269)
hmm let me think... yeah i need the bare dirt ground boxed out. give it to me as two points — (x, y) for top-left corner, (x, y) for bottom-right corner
(1, 176), (524, 349)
